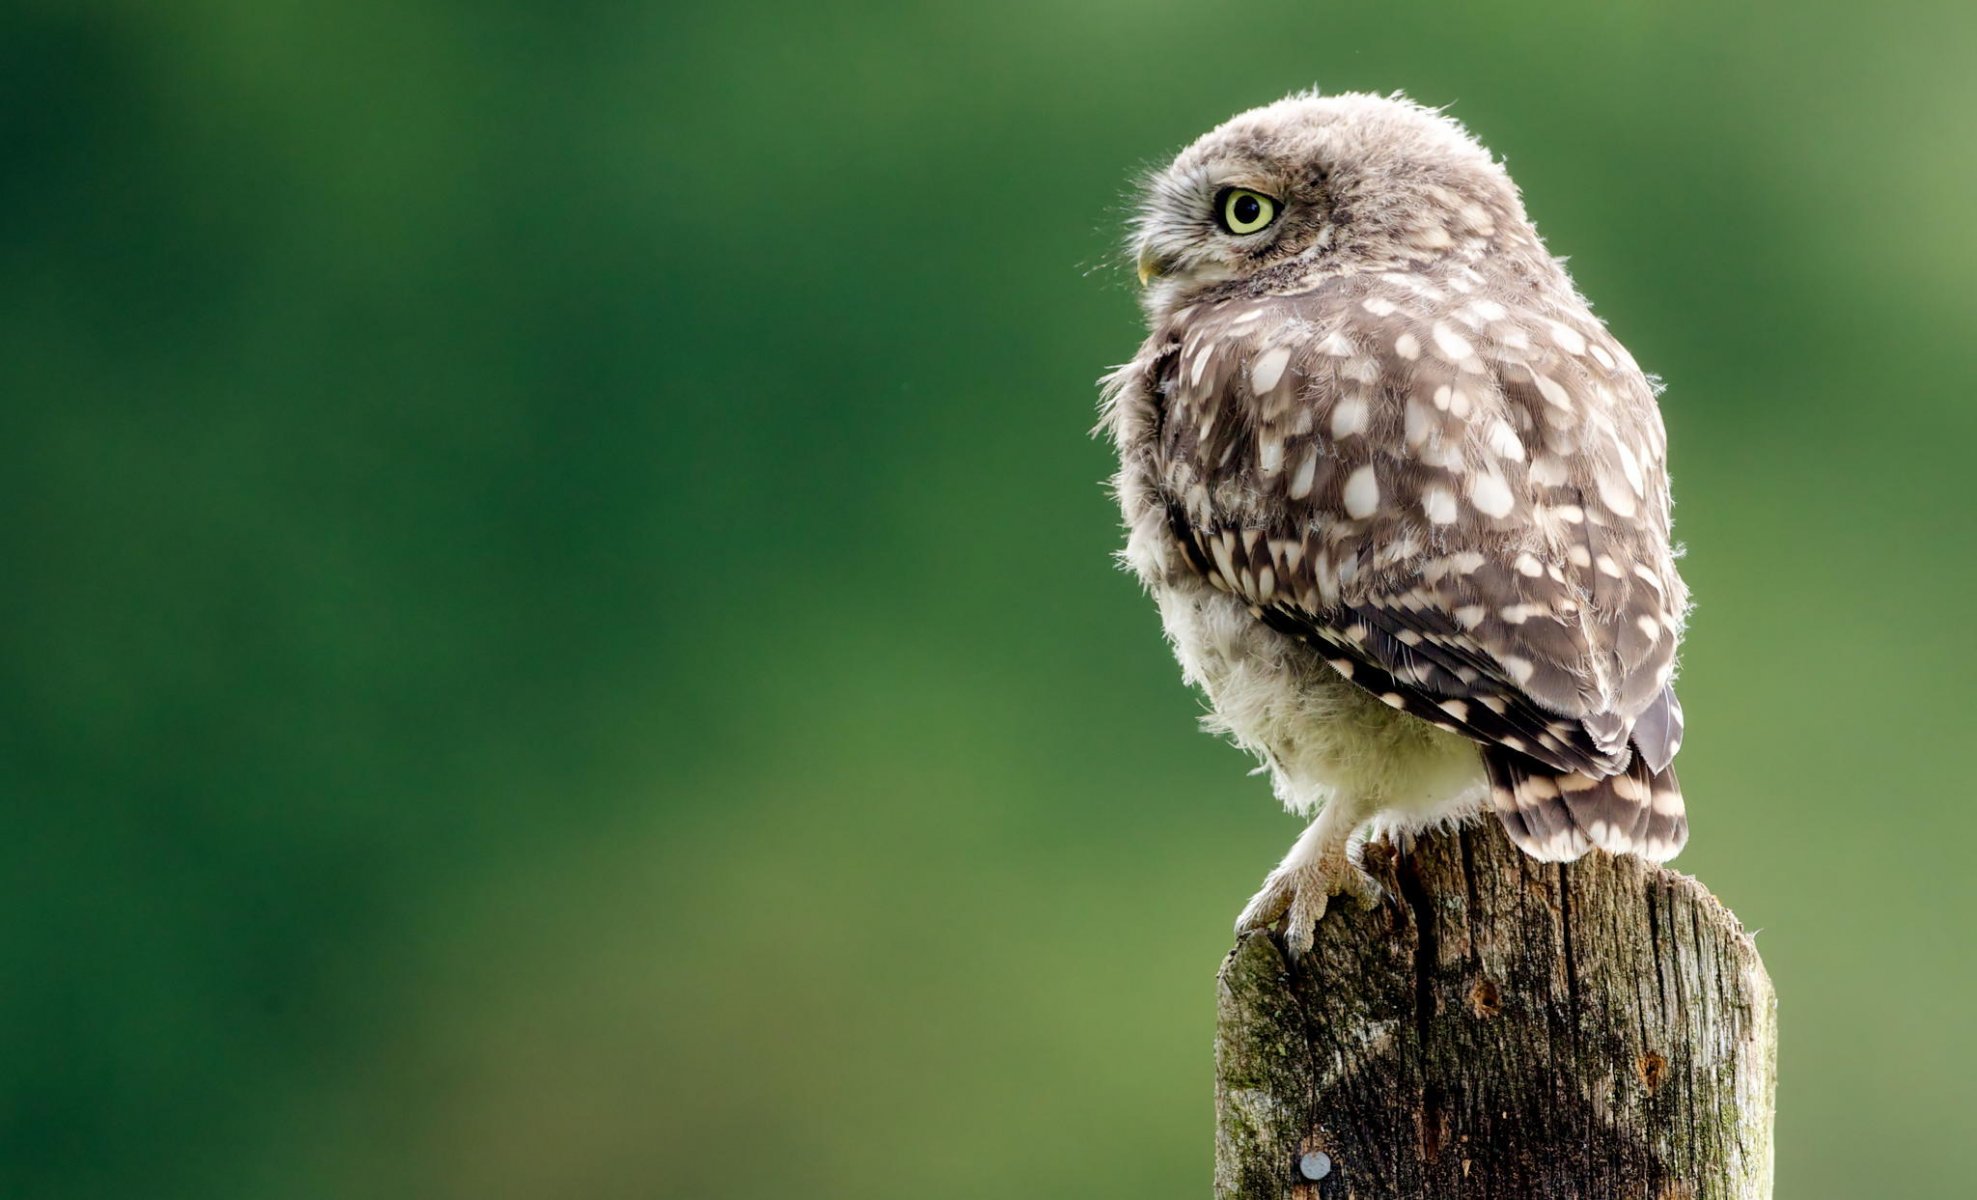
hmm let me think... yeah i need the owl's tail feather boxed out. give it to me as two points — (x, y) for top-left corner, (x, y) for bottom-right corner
(1484, 747), (1687, 865)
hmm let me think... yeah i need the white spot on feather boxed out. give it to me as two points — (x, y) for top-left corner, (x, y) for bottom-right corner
(1289, 448), (1318, 500)
(1405, 397), (1435, 446)
(1210, 532), (1237, 581)
(1431, 323), (1474, 363)
(1339, 356), (1380, 384)
(1487, 419), (1525, 461)
(1549, 322), (1587, 355)
(1421, 485), (1458, 524)
(1532, 373), (1574, 410)
(1529, 455), (1569, 487)
(1343, 465), (1380, 518)
(1598, 472), (1639, 518)
(1250, 346), (1291, 394)
(1468, 470), (1515, 518)
(1331, 397), (1370, 438)
(1612, 436), (1646, 495)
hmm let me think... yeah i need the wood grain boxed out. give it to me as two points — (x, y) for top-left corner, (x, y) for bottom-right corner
(1215, 820), (1775, 1199)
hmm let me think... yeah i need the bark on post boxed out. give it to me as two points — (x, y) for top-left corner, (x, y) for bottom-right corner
(1214, 820), (1776, 1199)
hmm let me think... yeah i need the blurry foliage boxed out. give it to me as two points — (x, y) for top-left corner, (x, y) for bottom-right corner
(2, 1), (1974, 1197)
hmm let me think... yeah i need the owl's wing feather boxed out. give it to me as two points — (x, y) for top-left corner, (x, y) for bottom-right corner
(1151, 273), (1689, 778)
(1167, 505), (1621, 777)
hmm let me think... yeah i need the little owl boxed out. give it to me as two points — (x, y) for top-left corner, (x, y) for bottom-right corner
(1101, 92), (1690, 955)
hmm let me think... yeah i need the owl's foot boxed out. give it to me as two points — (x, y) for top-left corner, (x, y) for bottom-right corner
(1235, 816), (1380, 957)
(1235, 854), (1376, 957)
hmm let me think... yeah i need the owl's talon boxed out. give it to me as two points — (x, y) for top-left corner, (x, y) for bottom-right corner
(1234, 871), (1296, 934)
(1237, 855), (1364, 958)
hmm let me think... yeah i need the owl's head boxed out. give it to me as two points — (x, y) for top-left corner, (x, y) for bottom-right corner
(1131, 92), (1530, 316)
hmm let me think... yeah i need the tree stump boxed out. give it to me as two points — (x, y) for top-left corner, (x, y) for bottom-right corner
(1214, 820), (1776, 1199)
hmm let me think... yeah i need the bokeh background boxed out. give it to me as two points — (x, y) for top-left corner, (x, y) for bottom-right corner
(5, 1), (1974, 1196)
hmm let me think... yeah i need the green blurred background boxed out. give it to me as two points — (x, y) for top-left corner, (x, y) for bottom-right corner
(4, 1), (1973, 1196)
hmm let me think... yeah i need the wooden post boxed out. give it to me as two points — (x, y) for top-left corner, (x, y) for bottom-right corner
(1214, 820), (1776, 1199)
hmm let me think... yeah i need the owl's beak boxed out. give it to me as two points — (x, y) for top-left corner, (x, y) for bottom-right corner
(1136, 242), (1173, 286)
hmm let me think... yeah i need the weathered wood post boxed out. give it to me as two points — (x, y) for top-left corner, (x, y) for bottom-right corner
(1214, 820), (1776, 1199)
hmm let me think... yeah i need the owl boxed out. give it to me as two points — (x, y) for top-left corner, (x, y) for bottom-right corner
(1101, 92), (1691, 955)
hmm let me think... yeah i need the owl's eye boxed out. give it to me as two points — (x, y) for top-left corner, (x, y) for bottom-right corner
(1217, 188), (1279, 235)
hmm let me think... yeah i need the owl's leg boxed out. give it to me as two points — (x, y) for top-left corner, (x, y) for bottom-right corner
(1235, 799), (1379, 957)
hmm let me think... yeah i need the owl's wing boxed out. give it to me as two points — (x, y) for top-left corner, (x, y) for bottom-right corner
(1148, 275), (1689, 779)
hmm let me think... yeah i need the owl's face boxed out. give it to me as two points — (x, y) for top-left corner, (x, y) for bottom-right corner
(1131, 93), (1528, 318)
(1131, 144), (1331, 307)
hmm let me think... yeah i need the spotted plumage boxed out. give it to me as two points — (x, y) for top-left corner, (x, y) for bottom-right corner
(1101, 92), (1692, 953)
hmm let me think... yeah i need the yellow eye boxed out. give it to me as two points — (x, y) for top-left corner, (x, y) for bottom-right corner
(1219, 188), (1278, 235)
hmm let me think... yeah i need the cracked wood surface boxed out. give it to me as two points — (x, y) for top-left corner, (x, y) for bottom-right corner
(1215, 820), (1775, 1199)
